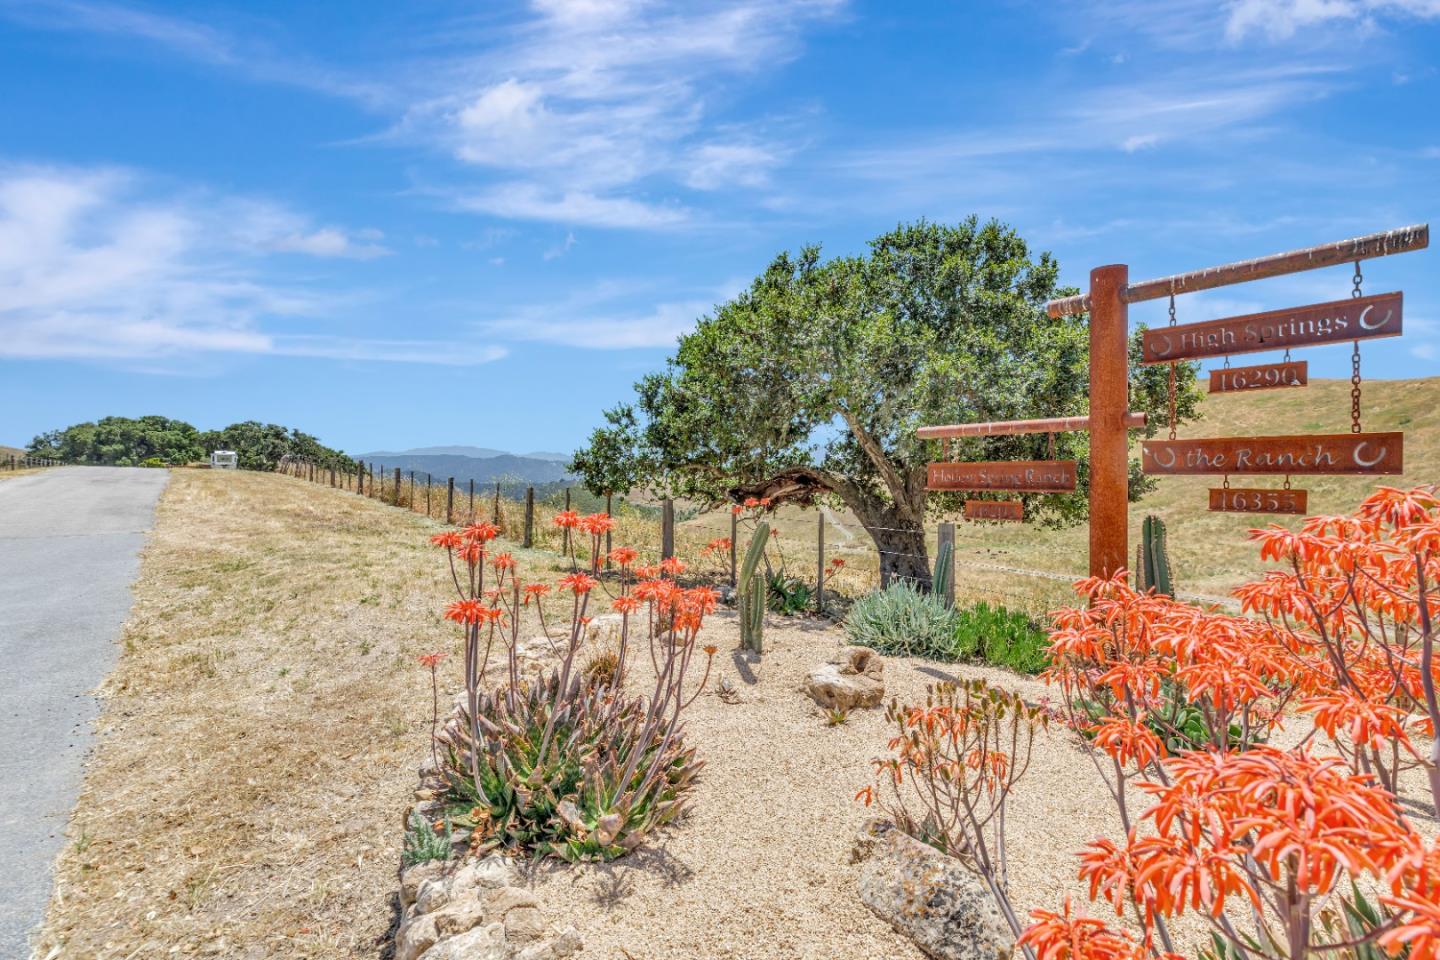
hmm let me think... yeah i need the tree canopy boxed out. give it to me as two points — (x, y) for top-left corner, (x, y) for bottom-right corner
(571, 217), (1200, 585)
(29, 416), (355, 471)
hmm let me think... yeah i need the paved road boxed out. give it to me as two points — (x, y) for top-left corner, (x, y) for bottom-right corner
(0, 467), (169, 959)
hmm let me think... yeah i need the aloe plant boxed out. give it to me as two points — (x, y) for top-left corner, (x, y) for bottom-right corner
(933, 539), (954, 605)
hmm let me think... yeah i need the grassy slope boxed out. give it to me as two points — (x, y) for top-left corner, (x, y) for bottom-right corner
(680, 377), (1439, 602)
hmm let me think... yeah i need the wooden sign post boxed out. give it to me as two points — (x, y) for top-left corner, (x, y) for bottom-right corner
(920, 224), (1427, 581)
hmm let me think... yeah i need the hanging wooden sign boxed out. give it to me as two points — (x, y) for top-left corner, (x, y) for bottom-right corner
(1142, 292), (1402, 364)
(1209, 360), (1308, 394)
(927, 460), (1077, 493)
(1209, 487), (1308, 514)
(964, 499), (1024, 521)
(1142, 432), (1402, 475)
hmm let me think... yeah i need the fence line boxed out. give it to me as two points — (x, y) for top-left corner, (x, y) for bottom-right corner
(273, 457), (1237, 616)
(5, 455), (63, 470)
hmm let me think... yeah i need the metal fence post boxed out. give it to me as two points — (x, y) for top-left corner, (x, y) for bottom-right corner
(523, 487), (535, 548)
(447, 477), (455, 524)
(729, 509), (738, 586)
(816, 512), (825, 614)
(938, 522), (956, 609)
(605, 492), (613, 569)
(562, 487), (572, 553)
(661, 498), (675, 560)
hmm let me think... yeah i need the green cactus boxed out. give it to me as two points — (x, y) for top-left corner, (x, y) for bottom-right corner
(933, 539), (954, 606)
(738, 521), (769, 653)
(1136, 514), (1174, 596)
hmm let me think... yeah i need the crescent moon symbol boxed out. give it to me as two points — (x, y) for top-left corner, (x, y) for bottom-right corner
(1358, 306), (1392, 331)
(1149, 447), (1177, 469)
(1151, 333), (1173, 359)
(1353, 442), (1387, 468)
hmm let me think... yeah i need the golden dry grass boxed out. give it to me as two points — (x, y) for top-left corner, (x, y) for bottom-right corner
(34, 469), (568, 959)
(679, 377), (1440, 605)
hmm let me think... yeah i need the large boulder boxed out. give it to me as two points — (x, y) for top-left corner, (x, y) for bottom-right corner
(853, 819), (1013, 960)
(804, 645), (886, 710)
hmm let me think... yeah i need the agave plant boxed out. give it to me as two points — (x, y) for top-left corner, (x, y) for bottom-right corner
(428, 519), (716, 862)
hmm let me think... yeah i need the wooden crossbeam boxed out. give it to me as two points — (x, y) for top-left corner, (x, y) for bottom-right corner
(1046, 224), (1428, 318)
(917, 412), (1147, 440)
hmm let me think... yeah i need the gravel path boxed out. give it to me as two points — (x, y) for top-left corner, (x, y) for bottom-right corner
(522, 616), (1116, 960)
(0, 466), (168, 959)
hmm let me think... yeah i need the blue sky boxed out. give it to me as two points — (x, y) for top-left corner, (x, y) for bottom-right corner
(1, 0), (1437, 456)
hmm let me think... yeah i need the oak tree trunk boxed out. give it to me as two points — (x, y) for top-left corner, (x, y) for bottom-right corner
(854, 505), (931, 591)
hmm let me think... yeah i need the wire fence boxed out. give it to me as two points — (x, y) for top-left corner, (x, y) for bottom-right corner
(273, 456), (1121, 621)
(4, 454), (63, 470)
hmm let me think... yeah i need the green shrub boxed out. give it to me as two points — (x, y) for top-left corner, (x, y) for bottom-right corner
(845, 580), (961, 659)
(140, 456), (166, 468)
(956, 601), (1050, 674)
(401, 811), (452, 866)
(766, 574), (812, 615)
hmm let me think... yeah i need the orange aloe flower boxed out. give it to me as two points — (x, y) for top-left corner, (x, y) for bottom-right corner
(609, 546), (638, 568)
(429, 531), (462, 549)
(559, 572), (597, 594)
(417, 651), (447, 669)
(552, 509), (580, 529)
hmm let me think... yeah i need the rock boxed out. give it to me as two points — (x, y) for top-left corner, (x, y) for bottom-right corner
(854, 820), (1013, 960)
(401, 860), (448, 909)
(515, 927), (583, 960)
(839, 645), (884, 680)
(504, 907), (547, 943)
(413, 858), (515, 915)
(805, 662), (884, 711)
(395, 912), (440, 960)
(416, 922), (509, 960)
(584, 613), (625, 642)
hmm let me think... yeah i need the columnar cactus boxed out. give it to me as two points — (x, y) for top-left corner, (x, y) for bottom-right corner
(739, 521), (769, 653)
(1136, 514), (1174, 597)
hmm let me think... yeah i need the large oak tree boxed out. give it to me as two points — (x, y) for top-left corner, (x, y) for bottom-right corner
(571, 218), (1199, 587)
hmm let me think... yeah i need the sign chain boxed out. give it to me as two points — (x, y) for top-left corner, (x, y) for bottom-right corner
(1351, 260), (1363, 433)
(1167, 292), (1178, 441)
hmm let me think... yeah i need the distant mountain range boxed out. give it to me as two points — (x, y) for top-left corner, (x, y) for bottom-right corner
(353, 446), (575, 491)
(359, 445), (569, 462)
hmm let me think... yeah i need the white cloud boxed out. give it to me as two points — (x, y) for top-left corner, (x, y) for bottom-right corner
(0, 163), (490, 365)
(474, 278), (743, 348)
(1122, 133), (1163, 152)
(402, 0), (844, 227)
(452, 183), (687, 229)
(543, 231), (576, 260)
(1224, 0), (1440, 41)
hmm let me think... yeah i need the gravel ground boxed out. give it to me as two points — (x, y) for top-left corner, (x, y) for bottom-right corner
(518, 614), (1116, 960)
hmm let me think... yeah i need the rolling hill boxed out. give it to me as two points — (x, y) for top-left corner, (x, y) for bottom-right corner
(353, 448), (574, 490)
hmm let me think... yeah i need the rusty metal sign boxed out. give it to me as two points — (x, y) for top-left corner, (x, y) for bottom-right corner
(964, 499), (1024, 521)
(1142, 433), (1402, 475)
(927, 461), (1077, 493)
(1142, 292), (1402, 364)
(1209, 487), (1309, 514)
(1209, 361), (1308, 394)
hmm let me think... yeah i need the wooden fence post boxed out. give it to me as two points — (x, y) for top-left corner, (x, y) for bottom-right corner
(447, 477), (455, 524)
(493, 482), (501, 526)
(468, 479), (475, 522)
(425, 474), (432, 516)
(605, 493), (613, 569)
(816, 512), (826, 614)
(357, 461), (365, 494)
(409, 471), (415, 510)
(661, 498), (675, 560)
(523, 487), (535, 548)
(1089, 263), (1130, 580)
(374, 464), (381, 499)
(937, 522), (956, 609)
(729, 509), (738, 586)
(393, 467), (400, 507)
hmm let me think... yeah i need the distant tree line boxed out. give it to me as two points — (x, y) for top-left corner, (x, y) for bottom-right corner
(27, 416), (357, 471)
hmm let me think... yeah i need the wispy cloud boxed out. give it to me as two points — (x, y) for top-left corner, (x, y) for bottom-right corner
(0, 0), (391, 104)
(475, 277), (745, 348)
(0, 163), (496, 365)
(399, 0), (845, 228)
(1224, 0), (1440, 42)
